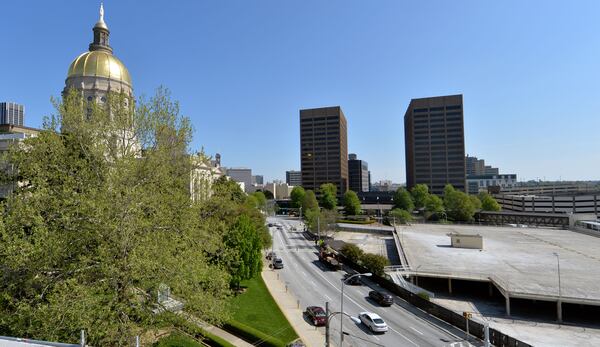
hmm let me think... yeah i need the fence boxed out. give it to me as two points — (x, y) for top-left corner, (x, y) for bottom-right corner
(340, 255), (533, 347)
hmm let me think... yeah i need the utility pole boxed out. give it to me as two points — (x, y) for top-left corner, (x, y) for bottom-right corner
(317, 215), (320, 243)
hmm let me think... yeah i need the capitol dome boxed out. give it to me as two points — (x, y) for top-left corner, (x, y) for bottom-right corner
(63, 4), (133, 99)
(67, 51), (132, 87)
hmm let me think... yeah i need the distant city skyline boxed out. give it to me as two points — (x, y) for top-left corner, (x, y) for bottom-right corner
(1, 1), (599, 183)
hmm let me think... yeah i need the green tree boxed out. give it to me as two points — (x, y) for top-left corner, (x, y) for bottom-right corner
(343, 190), (362, 216)
(263, 190), (274, 200)
(302, 190), (319, 212)
(252, 191), (267, 209)
(480, 192), (501, 211)
(223, 215), (263, 289)
(290, 186), (305, 209)
(213, 176), (246, 204)
(319, 183), (338, 210)
(424, 194), (445, 219)
(411, 184), (430, 210)
(0, 89), (231, 345)
(341, 243), (364, 263)
(360, 253), (390, 277)
(393, 187), (414, 212)
(443, 184), (476, 221)
(389, 208), (413, 224)
(469, 195), (482, 210)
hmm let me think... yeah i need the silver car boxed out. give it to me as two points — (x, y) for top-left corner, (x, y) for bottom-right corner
(359, 312), (388, 333)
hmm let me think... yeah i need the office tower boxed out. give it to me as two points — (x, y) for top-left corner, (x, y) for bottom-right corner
(300, 106), (348, 195)
(404, 95), (466, 195)
(252, 175), (264, 185)
(285, 170), (302, 187)
(348, 153), (369, 192)
(0, 102), (24, 126)
(226, 168), (252, 192)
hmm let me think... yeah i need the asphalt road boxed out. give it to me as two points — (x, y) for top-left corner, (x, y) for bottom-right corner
(267, 216), (478, 347)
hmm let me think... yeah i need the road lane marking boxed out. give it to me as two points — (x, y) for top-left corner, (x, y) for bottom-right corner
(410, 326), (424, 335)
(324, 294), (331, 301)
(388, 326), (419, 346)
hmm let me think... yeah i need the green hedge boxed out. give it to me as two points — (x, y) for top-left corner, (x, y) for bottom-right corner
(223, 320), (286, 347)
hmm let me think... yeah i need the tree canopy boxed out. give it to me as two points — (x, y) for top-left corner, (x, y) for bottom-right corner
(343, 190), (362, 216)
(290, 186), (305, 209)
(319, 183), (337, 210)
(389, 208), (413, 224)
(411, 184), (429, 210)
(0, 88), (267, 345)
(393, 187), (414, 212)
(479, 192), (501, 211)
(443, 184), (476, 221)
(302, 190), (319, 212)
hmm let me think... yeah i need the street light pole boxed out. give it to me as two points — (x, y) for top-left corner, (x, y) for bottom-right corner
(340, 273), (372, 346)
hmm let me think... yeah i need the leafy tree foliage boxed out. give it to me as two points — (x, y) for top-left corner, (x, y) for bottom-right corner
(302, 190), (319, 212)
(443, 184), (476, 221)
(479, 192), (501, 211)
(424, 194), (445, 219)
(393, 187), (414, 212)
(469, 195), (482, 210)
(290, 186), (305, 209)
(263, 190), (274, 200)
(411, 184), (429, 210)
(341, 243), (364, 264)
(223, 215), (263, 289)
(0, 89), (233, 345)
(360, 253), (390, 277)
(319, 183), (338, 210)
(252, 191), (267, 209)
(343, 190), (362, 216)
(389, 208), (413, 224)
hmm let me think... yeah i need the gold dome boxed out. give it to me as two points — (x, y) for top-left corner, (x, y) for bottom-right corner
(67, 50), (132, 86)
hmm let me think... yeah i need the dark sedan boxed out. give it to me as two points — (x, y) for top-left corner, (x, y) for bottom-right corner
(369, 290), (394, 306)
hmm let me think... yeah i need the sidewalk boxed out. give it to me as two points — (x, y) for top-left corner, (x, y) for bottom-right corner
(262, 267), (327, 347)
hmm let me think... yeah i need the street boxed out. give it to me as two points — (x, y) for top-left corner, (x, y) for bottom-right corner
(267, 216), (478, 347)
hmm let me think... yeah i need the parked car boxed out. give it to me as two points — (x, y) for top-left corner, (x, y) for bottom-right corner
(305, 306), (327, 326)
(358, 312), (388, 333)
(272, 257), (284, 269)
(266, 251), (277, 260)
(369, 290), (393, 306)
(268, 223), (274, 227)
(343, 273), (362, 285)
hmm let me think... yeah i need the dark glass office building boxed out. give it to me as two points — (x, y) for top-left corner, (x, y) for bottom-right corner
(404, 95), (466, 195)
(0, 102), (24, 126)
(300, 106), (348, 195)
(348, 153), (369, 193)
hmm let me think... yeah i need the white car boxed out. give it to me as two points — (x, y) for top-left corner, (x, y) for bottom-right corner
(359, 312), (388, 333)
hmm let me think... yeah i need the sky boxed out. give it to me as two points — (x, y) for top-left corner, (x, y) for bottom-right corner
(1, 0), (599, 183)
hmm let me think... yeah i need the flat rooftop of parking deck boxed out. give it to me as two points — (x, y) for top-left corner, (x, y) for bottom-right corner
(400, 223), (600, 304)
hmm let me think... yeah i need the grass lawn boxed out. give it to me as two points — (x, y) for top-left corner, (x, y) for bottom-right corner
(154, 332), (203, 347)
(230, 276), (298, 344)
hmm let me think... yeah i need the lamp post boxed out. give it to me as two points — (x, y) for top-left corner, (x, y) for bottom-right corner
(340, 272), (372, 346)
(553, 252), (562, 323)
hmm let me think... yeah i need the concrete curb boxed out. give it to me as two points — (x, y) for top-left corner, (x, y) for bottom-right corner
(262, 266), (327, 347)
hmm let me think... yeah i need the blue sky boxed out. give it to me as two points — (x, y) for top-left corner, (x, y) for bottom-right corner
(1, 1), (598, 183)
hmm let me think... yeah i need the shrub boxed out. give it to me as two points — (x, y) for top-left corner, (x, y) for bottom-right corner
(341, 243), (364, 263)
(360, 253), (389, 276)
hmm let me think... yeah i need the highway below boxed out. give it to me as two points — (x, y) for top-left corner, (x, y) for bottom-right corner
(267, 216), (478, 347)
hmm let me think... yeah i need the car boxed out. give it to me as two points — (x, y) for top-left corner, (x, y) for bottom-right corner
(305, 306), (327, 326)
(343, 273), (362, 285)
(266, 251), (277, 260)
(272, 257), (284, 269)
(358, 312), (388, 333)
(369, 290), (394, 306)
(268, 223), (274, 227)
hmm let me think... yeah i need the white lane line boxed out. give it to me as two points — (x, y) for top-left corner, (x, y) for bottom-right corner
(410, 326), (424, 335)
(309, 280), (316, 287)
(388, 326), (419, 346)
(324, 294), (332, 301)
(301, 270), (307, 277)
